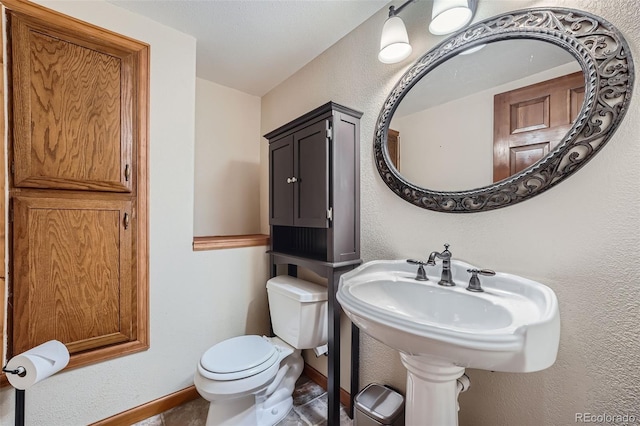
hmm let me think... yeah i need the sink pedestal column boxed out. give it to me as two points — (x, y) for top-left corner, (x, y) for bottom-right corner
(400, 354), (466, 426)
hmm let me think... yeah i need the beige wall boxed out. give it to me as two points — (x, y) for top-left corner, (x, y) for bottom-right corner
(261, 0), (640, 424)
(194, 78), (261, 236)
(0, 2), (270, 424)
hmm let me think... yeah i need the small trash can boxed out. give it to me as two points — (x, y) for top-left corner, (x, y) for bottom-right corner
(354, 383), (405, 426)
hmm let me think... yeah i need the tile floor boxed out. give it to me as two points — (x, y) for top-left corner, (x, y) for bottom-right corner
(133, 374), (352, 426)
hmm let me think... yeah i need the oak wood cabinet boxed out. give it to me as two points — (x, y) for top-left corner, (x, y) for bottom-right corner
(12, 195), (133, 355)
(10, 9), (136, 193)
(5, 0), (149, 370)
(265, 102), (362, 424)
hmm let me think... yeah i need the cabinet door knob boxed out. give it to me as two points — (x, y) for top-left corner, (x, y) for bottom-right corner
(286, 177), (298, 184)
(124, 212), (130, 230)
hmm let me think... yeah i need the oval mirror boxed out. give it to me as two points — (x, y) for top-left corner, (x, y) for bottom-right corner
(375, 8), (634, 212)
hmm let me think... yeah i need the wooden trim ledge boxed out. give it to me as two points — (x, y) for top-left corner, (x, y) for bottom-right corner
(193, 234), (270, 251)
(90, 386), (200, 425)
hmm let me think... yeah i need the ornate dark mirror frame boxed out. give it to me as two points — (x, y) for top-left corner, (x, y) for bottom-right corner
(374, 8), (634, 213)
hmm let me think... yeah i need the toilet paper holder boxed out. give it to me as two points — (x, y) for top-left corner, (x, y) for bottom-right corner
(2, 340), (70, 426)
(2, 366), (26, 377)
(2, 366), (27, 426)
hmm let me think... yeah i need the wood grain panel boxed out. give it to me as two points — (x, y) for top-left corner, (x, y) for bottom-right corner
(29, 32), (121, 182)
(10, 11), (133, 192)
(12, 196), (132, 355)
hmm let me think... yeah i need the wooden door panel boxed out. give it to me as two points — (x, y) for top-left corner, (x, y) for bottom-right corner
(570, 86), (585, 122)
(510, 142), (549, 176)
(387, 129), (400, 170)
(12, 196), (132, 354)
(269, 136), (294, 225)
(10, 12), (133, 192)
(294, 120), (328, 228)
(494, 71), (584, 182)
(510, 96), (549, 134)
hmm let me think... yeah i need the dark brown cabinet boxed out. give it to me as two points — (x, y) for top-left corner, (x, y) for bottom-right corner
(266, 102), (361, 262)
(265, 102), (362, 424)
(269, 120), (329, 228)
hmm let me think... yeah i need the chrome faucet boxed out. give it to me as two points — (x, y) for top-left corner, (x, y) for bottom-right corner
(427, 243), (455, 286)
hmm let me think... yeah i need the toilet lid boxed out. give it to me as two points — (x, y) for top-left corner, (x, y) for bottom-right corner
(200, 336), (278, 380)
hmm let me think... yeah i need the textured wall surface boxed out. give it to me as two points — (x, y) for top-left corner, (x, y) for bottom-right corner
(261, 0), (640, 424)
(0, 1), (270, 424)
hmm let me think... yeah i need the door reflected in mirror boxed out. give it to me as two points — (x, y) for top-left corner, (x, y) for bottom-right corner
(389, 39), (583, 192)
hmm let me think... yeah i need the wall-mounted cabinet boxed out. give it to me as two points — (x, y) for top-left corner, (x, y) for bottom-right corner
(4, 0), (149, 372)
(12, 195), (134, 355)
(9, 10), (138, 193)
(266, 102), (361, 263)
(269, 120), (329, 228)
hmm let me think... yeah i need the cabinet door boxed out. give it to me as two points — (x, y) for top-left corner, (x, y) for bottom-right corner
(294, 120), (329, 228)
(269, 135), (294, 225)
(10, 12), (133, 192)
(12, 196), (133, 355)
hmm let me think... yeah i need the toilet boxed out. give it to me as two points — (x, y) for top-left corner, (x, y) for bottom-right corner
(194, 275), (328, 426)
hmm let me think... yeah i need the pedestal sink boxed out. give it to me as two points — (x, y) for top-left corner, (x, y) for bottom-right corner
(337, 259), (560, 425)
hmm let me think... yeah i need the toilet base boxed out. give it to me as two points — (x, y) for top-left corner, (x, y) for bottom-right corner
(205, 395), (293, 426)
(200, 343), (303, 426)
(258, 396), (293, 425)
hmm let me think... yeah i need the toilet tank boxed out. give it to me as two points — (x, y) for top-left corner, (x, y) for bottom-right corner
(266, 276), (328, 349)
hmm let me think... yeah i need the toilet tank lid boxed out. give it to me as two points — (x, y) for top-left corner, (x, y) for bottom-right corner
(267, 276), (327, 302)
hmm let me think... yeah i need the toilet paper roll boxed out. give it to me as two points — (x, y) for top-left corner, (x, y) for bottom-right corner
(5, 340), (70, 390)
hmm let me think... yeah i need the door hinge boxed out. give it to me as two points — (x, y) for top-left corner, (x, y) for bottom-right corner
(10, 161), (15, 175)
(327, 207), (333, 221)
(326, 121), (333, 141)
(9, 203), (13, 223)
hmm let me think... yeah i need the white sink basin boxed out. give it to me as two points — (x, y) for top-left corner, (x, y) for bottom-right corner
(337, 259), (560, 373)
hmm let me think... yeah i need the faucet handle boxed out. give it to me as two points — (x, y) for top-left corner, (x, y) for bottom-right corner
(466, 268), (495, 292)
(407, 259), (428, 281)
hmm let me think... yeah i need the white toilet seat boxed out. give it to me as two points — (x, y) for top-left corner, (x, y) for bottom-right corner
(199, 335), (279, 381)
(195, 336), (296, 401)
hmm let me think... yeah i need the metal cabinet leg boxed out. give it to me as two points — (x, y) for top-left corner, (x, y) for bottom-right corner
(349, 323), (360, 418)
(327, 271), (340, 425)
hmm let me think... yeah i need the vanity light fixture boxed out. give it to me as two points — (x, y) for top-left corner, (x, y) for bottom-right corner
(379, 0), (479, 64)
(378, 0), (415, 64)
(429, 0), (478, 35)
